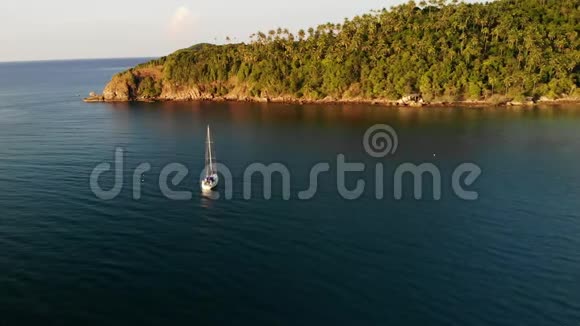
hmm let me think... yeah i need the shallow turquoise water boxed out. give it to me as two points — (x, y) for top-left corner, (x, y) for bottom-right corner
(0, 59), (579, 325)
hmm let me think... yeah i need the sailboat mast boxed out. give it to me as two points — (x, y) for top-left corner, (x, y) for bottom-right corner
(207, 125), (213, 175)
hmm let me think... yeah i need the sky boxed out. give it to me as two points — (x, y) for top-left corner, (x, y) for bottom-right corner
(0, 0), (482, 62)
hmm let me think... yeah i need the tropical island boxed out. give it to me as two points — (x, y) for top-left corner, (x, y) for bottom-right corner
(87, 0), (579, 106)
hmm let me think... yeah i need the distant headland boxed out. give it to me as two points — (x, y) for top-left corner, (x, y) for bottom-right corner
(86, 0), (579, 107)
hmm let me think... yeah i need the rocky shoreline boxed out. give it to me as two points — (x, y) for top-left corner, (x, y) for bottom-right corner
(84, 92), (579, 108)
(83, 67), (579, 108)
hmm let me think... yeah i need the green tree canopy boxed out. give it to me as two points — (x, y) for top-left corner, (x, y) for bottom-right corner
(119, 0), (580, 102)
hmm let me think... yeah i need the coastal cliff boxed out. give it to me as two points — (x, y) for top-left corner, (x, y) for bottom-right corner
(87, 0), (579, 106)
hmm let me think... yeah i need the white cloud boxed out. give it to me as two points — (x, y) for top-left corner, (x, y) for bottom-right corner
(168, 6), (198, 38)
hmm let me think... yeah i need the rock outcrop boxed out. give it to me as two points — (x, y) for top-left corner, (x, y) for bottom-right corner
(397, 94), (425, 107)
(102, 73), (135, 101)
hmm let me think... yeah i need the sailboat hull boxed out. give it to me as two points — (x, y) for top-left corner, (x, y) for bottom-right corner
(201, 174), (219, 191)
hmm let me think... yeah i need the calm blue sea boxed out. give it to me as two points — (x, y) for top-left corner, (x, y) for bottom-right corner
(0, 59), (579, 325)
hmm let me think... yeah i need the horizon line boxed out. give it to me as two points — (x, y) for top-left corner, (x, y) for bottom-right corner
(0, 55), (162, 64)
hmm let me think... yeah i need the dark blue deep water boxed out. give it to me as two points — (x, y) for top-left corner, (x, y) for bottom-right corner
(0, 59), (579, 325)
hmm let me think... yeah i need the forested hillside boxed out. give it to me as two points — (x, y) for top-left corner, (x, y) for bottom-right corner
(98, 0), (579, 104)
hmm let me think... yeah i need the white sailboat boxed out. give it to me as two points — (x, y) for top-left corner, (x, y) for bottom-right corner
(201, 125), (219, 191)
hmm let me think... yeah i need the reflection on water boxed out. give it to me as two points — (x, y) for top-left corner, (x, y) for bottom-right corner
(106, 100), (580, 126)
(200, 190), (220, 204)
